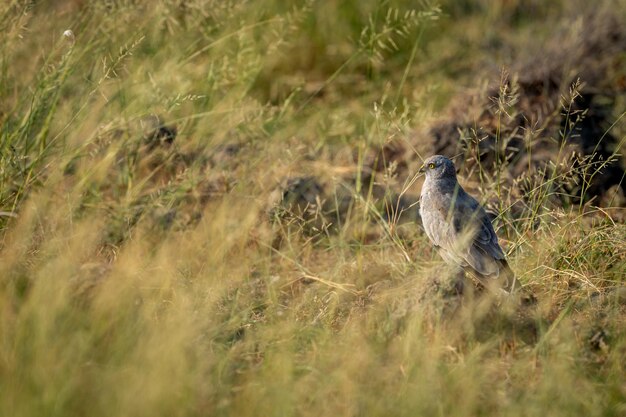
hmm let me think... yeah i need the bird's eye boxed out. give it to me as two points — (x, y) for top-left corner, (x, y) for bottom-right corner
(428, 163), (435, 169)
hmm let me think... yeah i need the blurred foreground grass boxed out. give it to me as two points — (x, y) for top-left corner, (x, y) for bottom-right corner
(0, 1), (625, 416)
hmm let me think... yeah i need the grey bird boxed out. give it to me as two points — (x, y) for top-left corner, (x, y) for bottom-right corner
(419, 155), (520, 294)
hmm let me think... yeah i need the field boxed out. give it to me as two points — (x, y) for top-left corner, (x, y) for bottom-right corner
(1, 1), (625, 416)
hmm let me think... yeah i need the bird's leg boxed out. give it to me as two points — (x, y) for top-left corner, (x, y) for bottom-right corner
(432, 246), (466, 296)
(437, 265), (465, 297)
(452, 269), (465, 295)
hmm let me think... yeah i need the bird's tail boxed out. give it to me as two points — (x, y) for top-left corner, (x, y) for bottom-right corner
(500, 260), (538, 305)
(499, 259), (522, 294)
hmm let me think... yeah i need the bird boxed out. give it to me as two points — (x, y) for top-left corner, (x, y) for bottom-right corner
(418, 155), (520, 295)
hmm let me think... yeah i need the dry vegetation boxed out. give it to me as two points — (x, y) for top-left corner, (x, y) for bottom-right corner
(1, 1), (625, 416)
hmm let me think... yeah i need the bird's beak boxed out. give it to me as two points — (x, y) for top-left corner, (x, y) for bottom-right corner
(418, 165), (425, 173)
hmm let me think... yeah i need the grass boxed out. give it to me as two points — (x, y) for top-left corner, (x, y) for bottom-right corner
(1, 1), (625, 416)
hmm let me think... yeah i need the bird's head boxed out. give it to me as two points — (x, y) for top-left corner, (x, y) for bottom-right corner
(419, 155), (457, 180)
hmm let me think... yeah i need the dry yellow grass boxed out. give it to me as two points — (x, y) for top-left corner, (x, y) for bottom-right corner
(0, 1), (625, 416)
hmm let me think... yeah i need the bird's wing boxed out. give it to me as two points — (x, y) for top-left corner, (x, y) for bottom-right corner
(451, 195), (506, 276)
(468, 210), (505, 260)
(423, 185), (520, 292)
(455, 199), (522, 292)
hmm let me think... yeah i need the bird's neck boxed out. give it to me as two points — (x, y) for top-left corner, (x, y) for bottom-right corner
(423, 177), (460, 195)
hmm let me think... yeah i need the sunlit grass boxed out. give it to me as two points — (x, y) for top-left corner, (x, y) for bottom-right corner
(0, 1), (625, 416)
